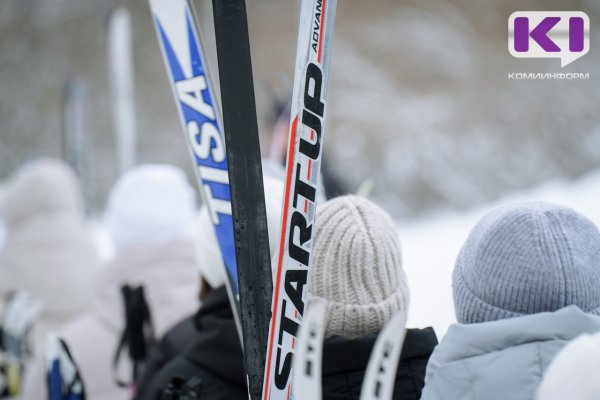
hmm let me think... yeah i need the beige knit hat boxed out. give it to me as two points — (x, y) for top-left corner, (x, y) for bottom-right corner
(310, 195), (409, 338)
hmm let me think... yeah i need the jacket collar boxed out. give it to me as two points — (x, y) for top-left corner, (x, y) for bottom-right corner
(322, 327), (438, 376)
(434, 306), (600, 365)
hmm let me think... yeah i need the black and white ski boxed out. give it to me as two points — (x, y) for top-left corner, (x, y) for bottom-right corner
(211, 2), (273, 399)
(359, 311), (408, 400)
(107, 7), (137, 173)
(291, 301), (326, 400)
(262, 0), (338, 398)
(147, 0), (243, 341)
(291, 308), (408, 400)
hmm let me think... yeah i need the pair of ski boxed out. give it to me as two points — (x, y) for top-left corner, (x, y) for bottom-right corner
(148, 0), (389, 399)
(294, 303), (409, 399)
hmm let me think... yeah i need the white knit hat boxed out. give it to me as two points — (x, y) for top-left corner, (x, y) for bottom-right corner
(105, 164), (197, 252)
(310, 195), (409, 338)
(2, 158), (82, 228)
(536, 332), (600, 400)
(195, 174), (284, 287)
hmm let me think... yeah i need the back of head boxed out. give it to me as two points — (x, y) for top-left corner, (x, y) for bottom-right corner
(0, 159), (98, 318)
(105, 164), (197, 252)
(2, 158), (82, 228)
(536, 332), (600, 400)
(195, 173), (284, 288)
(310, 195), (409, 338)
(453, 202), (600, 324)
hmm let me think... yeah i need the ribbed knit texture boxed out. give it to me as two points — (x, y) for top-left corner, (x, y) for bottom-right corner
(453, 202), (600, 324)
(310, 195), (409, 338)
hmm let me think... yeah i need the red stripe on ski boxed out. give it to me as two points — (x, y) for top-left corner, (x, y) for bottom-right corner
(318, 0), (327, 63)
(291, 310), (298, 347)
(304, 157), (312, 213)
(263, 115), (299, 400)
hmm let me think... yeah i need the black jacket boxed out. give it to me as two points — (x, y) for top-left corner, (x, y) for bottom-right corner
(136, 314), (196, 389)
(135, 287), (246, 400)
(322, 328), (438, 400)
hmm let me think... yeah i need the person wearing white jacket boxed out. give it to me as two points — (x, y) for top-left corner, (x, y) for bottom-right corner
(22, 164), (201, 400)
(0, 159), (101, 386)
(135, 172), (285, 400)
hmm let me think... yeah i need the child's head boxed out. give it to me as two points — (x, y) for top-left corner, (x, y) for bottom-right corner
(310, 195), (409, 338)
(453, 202), (600, 324)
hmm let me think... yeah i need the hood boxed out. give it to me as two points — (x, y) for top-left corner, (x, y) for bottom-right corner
(321, 328), (437, 400)
(422, 306), (600, 400)
(104, 164), (197, 252)
(0, 214), (101, 320)
(186, 286), (244, 389)
(93, 236), (200, 336)
(430, 306), (600, 366)
(2, 159), (83, 229)
(0, 158), (97, 320)
(323, 327), (437, 376)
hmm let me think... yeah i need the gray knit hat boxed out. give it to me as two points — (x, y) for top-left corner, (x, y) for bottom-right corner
(310, 195), (409, 338)
(453, 202), (600, 324)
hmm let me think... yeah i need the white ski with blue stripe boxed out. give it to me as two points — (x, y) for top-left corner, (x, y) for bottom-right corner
(148, 0), (242, 339)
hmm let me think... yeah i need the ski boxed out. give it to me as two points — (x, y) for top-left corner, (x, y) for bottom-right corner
(212, 2), (273, 399)
(62, 78), (92, 213)
(107, 7), (137, 173)
(147, 0), (243, 341)
(262, 0), (338, 398)
(359, 311), (408, 400)
(291, 301), (326, 400)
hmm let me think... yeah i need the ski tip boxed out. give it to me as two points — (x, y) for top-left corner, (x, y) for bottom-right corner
(291, 300), (327, 400)
(359, 311), (408, 400)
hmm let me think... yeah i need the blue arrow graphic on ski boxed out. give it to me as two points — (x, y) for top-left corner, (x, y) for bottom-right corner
(149, 0), (242, 342)
(156, 16), (237, 290)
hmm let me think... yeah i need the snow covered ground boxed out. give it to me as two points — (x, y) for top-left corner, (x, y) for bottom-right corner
(401, 169), (600, 338)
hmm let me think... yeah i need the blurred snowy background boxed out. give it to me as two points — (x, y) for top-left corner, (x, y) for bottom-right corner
(1, 0), (600, 335)
(2, 0), (600, 217)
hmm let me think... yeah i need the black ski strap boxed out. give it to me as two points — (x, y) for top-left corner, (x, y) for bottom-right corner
(112, 284), (155, 389)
